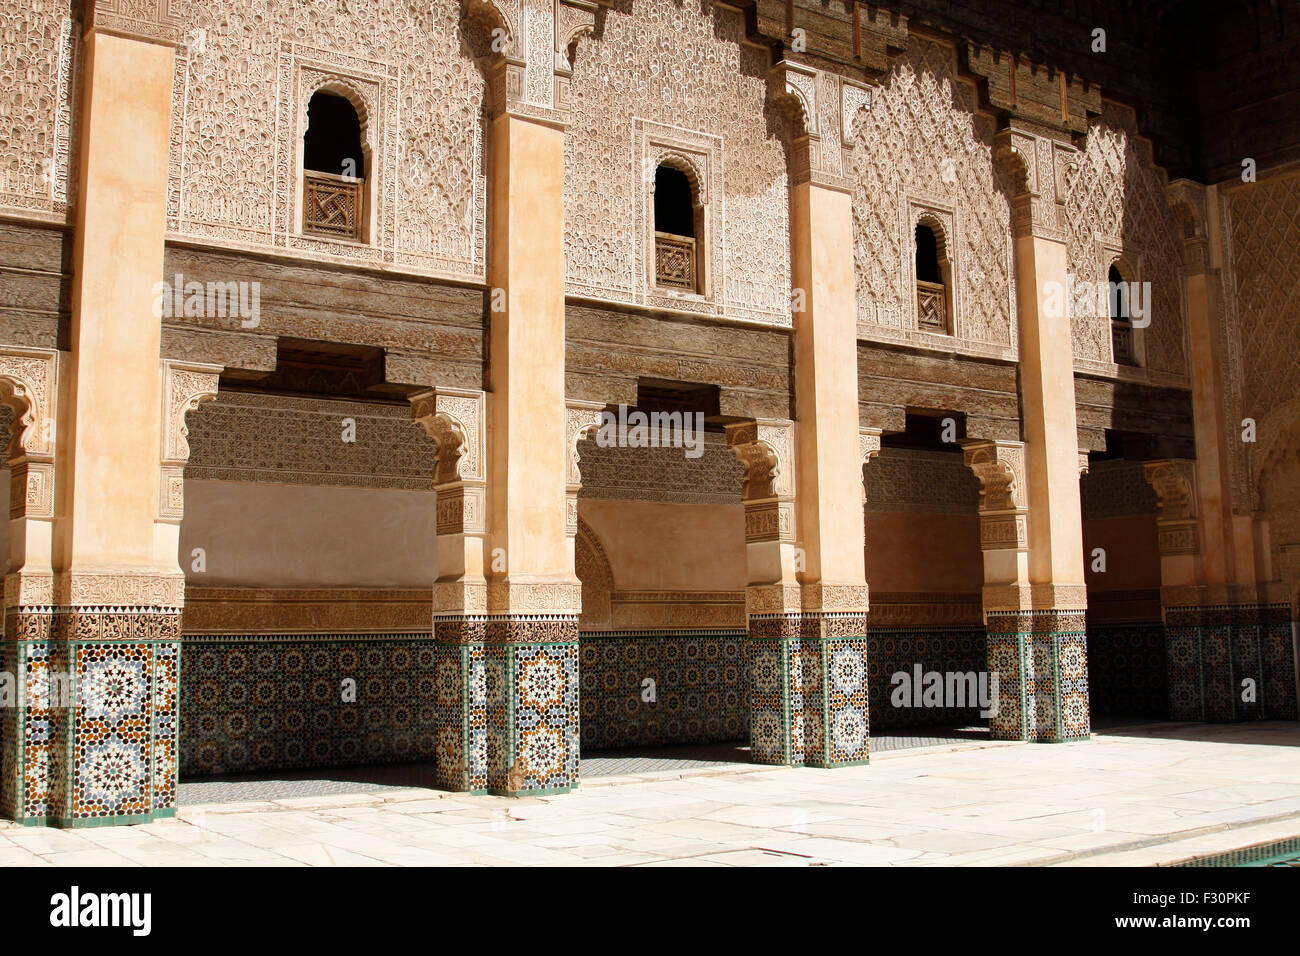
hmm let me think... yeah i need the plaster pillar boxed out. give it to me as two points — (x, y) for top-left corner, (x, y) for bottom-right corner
(988, 129), (1090, 742)
(425, 0), (608, 795)
(712, 62), (875, 770)
(15, 9), (199, 827)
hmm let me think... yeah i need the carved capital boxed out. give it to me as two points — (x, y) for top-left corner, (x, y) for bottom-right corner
(994, 128), (1075, 241)
(466, 0), (607, 121)
(767, 61), (870, 191)
(860, 427), (882, 503)
(726, 419), (795, 502)
(0, 346), (59, 463)
(1144, 459), (1201, 556)
(565, 399), (605, 490)
(1143, 459), (1198, 522)
(158, 360), (221, 524)
(161, 360), (221, 465)
(1166, 179), (1213, 276)
(411, 387), (487, 486)
(963, 440), (1027, 513)
(727, 419), (797, 546)
(564, 399), (604, 536)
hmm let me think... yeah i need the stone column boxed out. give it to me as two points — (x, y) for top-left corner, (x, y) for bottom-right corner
(986, 129), (1090, 742)
(20, 7), (205, 827)
(1166, 181), (1255, 593)
(424, 0), (606, 795)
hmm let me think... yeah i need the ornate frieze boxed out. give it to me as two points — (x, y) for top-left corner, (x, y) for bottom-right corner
(0, 5), (77, 224)
(85, 0), (184, 45)
(863, 447), (980, 515)
(1065, 101), (1188, 378)
(574, 431), (743, 505)
(168, 2), (487, 281)
(982, 583), (1088, 616)
(1080, 458), (1158, 519)
(607, 590), (746, 630)
(188, 391), (438, 491)
(181, 587), (432, 634)
(562, 0), (791, 325)
(1222, 169), (1300, 520)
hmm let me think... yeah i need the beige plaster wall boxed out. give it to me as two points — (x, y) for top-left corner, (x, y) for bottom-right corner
(578, 499), (745, 591)
(179, 479), (436, 588)
(863, 512), (983, 594)
(1082, 515), (1161, 593)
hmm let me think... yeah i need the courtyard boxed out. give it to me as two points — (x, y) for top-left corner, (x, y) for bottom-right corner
(4, 722), (1299, 867)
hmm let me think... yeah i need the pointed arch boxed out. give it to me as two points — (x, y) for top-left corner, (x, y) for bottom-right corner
(575, 515), (614, 629)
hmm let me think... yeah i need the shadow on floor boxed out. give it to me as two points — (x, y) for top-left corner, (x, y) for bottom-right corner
(1091, 718), (1300, 746)
(870, 725), (989, 752)
(178, 726), (1012, 805)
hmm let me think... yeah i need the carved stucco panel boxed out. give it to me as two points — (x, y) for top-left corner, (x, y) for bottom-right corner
(851, 37), (1016, 353)
(168, 0), (486, 281)
(1065, 101), (1187, 376)
(564, 0), (790, 325)
(0, 3), (78, 222)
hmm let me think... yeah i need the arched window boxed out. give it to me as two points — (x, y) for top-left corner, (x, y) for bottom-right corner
(653, 165), (700, 292)
(1109, 263), (1137, 366)
(302, 89), (366, 242)
(915, 221), (951, 333)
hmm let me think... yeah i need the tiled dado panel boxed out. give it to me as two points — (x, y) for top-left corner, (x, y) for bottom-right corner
(579, 630), (748, 749)
(2, 610), (180, 828)
(1166, 605), (1298, 722)
(986, 611), (1090, 743)
(749, 616), (871, 768)
(867, 628), (987, 730)
(432, 618), (579, 796)
(179, 634), (438, 776)
(1086, 623), (1167, 718)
